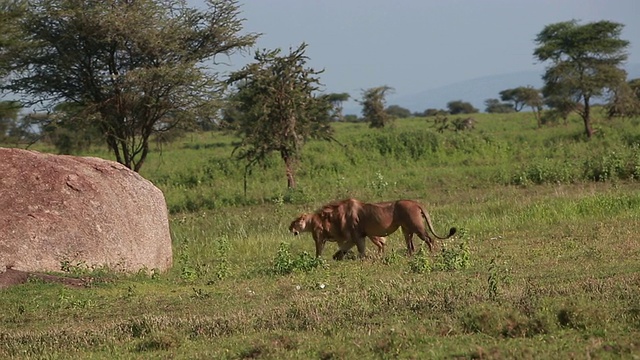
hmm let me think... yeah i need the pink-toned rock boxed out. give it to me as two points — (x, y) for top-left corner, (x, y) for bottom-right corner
(0, 148), (172, 273)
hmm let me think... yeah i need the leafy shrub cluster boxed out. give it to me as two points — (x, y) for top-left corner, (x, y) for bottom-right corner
(273, 243), (325, 275)
(354, 129), (440, 160)
(510, 146), (640, 185)
(407, 240), (471, 274)
(582, 148), (640, 181)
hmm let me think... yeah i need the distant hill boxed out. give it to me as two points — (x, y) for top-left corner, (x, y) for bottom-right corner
(384, 62), (640, 113)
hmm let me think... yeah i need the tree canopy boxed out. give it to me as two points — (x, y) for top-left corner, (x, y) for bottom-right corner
(0, 0), (258, 171)
(447, 100), (478, 115)
(607, 78), (640, 118)
(499, 86), (544, 125)
(0, 100), (21, 141)
(385, 104), (412, 119)
(499, 87), (535, 112)
(534, 20), (629, 138)
(360, 86), (393, 128)
(322, 92), (350, 121)
(228, 43), (333, 190)
(484, 99), (514, 114)
(0, 1), (27, 83)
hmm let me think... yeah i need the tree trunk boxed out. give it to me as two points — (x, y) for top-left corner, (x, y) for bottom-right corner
(532, 106), (542, 128)
(582, 97), (593, 138)
(283, 154), (296, 189)
(133, 138), (150, 173)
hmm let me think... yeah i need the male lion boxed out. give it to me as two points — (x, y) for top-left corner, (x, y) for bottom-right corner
(289, 199), (387, 260)
(329, 198), (457, 259)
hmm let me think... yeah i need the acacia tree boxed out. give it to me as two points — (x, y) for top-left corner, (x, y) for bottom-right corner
(484, 99), (514, 113)
(323, 92), (350, 121)
(360, 86), (393, 128)
(501, 86), (544, 127)
(0, 1), (26, 83)
(500, 86), (541, 112)
(607, 78), (640, 118)
(520, 87), (544, 125)
(534, 20), (629, 138)
(447, 100), (478, 115)
(228, 43), (333, 190)
(0, 0), (257, 171)
(385, 104), (412, 118)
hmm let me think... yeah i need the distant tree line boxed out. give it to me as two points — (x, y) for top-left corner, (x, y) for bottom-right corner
(2, 2), (638, 188)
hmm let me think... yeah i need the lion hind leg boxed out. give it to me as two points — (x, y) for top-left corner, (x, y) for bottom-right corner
(415, 230), (435, 253)
(402, 229), (416, 255)
(369, 236), (386, 253)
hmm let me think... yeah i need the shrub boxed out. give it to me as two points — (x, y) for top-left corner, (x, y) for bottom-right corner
(408, 248), (432, 274)
(435, 240), (471, 271)
(273, 243), (325, 275)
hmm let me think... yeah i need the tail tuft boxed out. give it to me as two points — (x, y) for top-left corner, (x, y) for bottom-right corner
(448, 227), (457, 238)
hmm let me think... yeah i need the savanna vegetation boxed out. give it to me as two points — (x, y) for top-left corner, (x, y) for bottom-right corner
(2, 1), (640, 357)
(1, 109), (640, 359)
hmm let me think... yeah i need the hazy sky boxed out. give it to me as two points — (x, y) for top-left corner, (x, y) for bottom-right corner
(201, 0), (639, 106)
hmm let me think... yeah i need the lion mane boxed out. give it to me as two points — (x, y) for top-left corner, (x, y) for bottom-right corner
(289, 198), (386, 260)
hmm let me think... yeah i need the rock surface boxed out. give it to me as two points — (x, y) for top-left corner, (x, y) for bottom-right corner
(0, 148), (172, 273)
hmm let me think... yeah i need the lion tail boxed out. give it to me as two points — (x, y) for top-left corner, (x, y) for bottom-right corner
(420, 206), (456, 240)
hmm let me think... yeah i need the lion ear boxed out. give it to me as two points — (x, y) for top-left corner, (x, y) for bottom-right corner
(322, 207), (335, 215)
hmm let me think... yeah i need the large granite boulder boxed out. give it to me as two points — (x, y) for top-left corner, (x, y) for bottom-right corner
(0, 148), (172, 273)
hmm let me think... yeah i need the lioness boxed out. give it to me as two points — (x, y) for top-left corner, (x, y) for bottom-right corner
(289, 211), (387, 260)
(328, 198), (457, 259)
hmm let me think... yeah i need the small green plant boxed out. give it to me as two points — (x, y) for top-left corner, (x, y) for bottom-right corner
(56, 288), (95, 310)
(178, 244), (198, 282)
(382, 249), (402, 265)
(293, 251), (325, 272)
(487, 258), (499, 301)
(435, 241), (471, 271)
(334, 175), (349, 198)
(272, 193), (285, 216)
(408, 248), (432, 274)
(273, 242), (295, 275)
(273, 243), (325, 275)
(214, 236), (231, 281)
(369, 170), (389, 196)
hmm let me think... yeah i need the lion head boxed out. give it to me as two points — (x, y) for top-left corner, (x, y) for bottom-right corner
(288, 213), (311, 236)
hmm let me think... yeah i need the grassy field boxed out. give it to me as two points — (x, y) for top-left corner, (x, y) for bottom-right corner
(1, 111), (640, 359)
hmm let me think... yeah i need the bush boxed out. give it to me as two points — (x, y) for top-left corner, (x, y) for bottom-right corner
(273, 243), (325, 275)
(582, 150), (640, 181)
(408, 248), (432, 274)
(435, 241), (471, 271)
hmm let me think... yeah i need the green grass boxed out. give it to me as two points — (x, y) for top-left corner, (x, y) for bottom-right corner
(2, 111), (640, 358)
